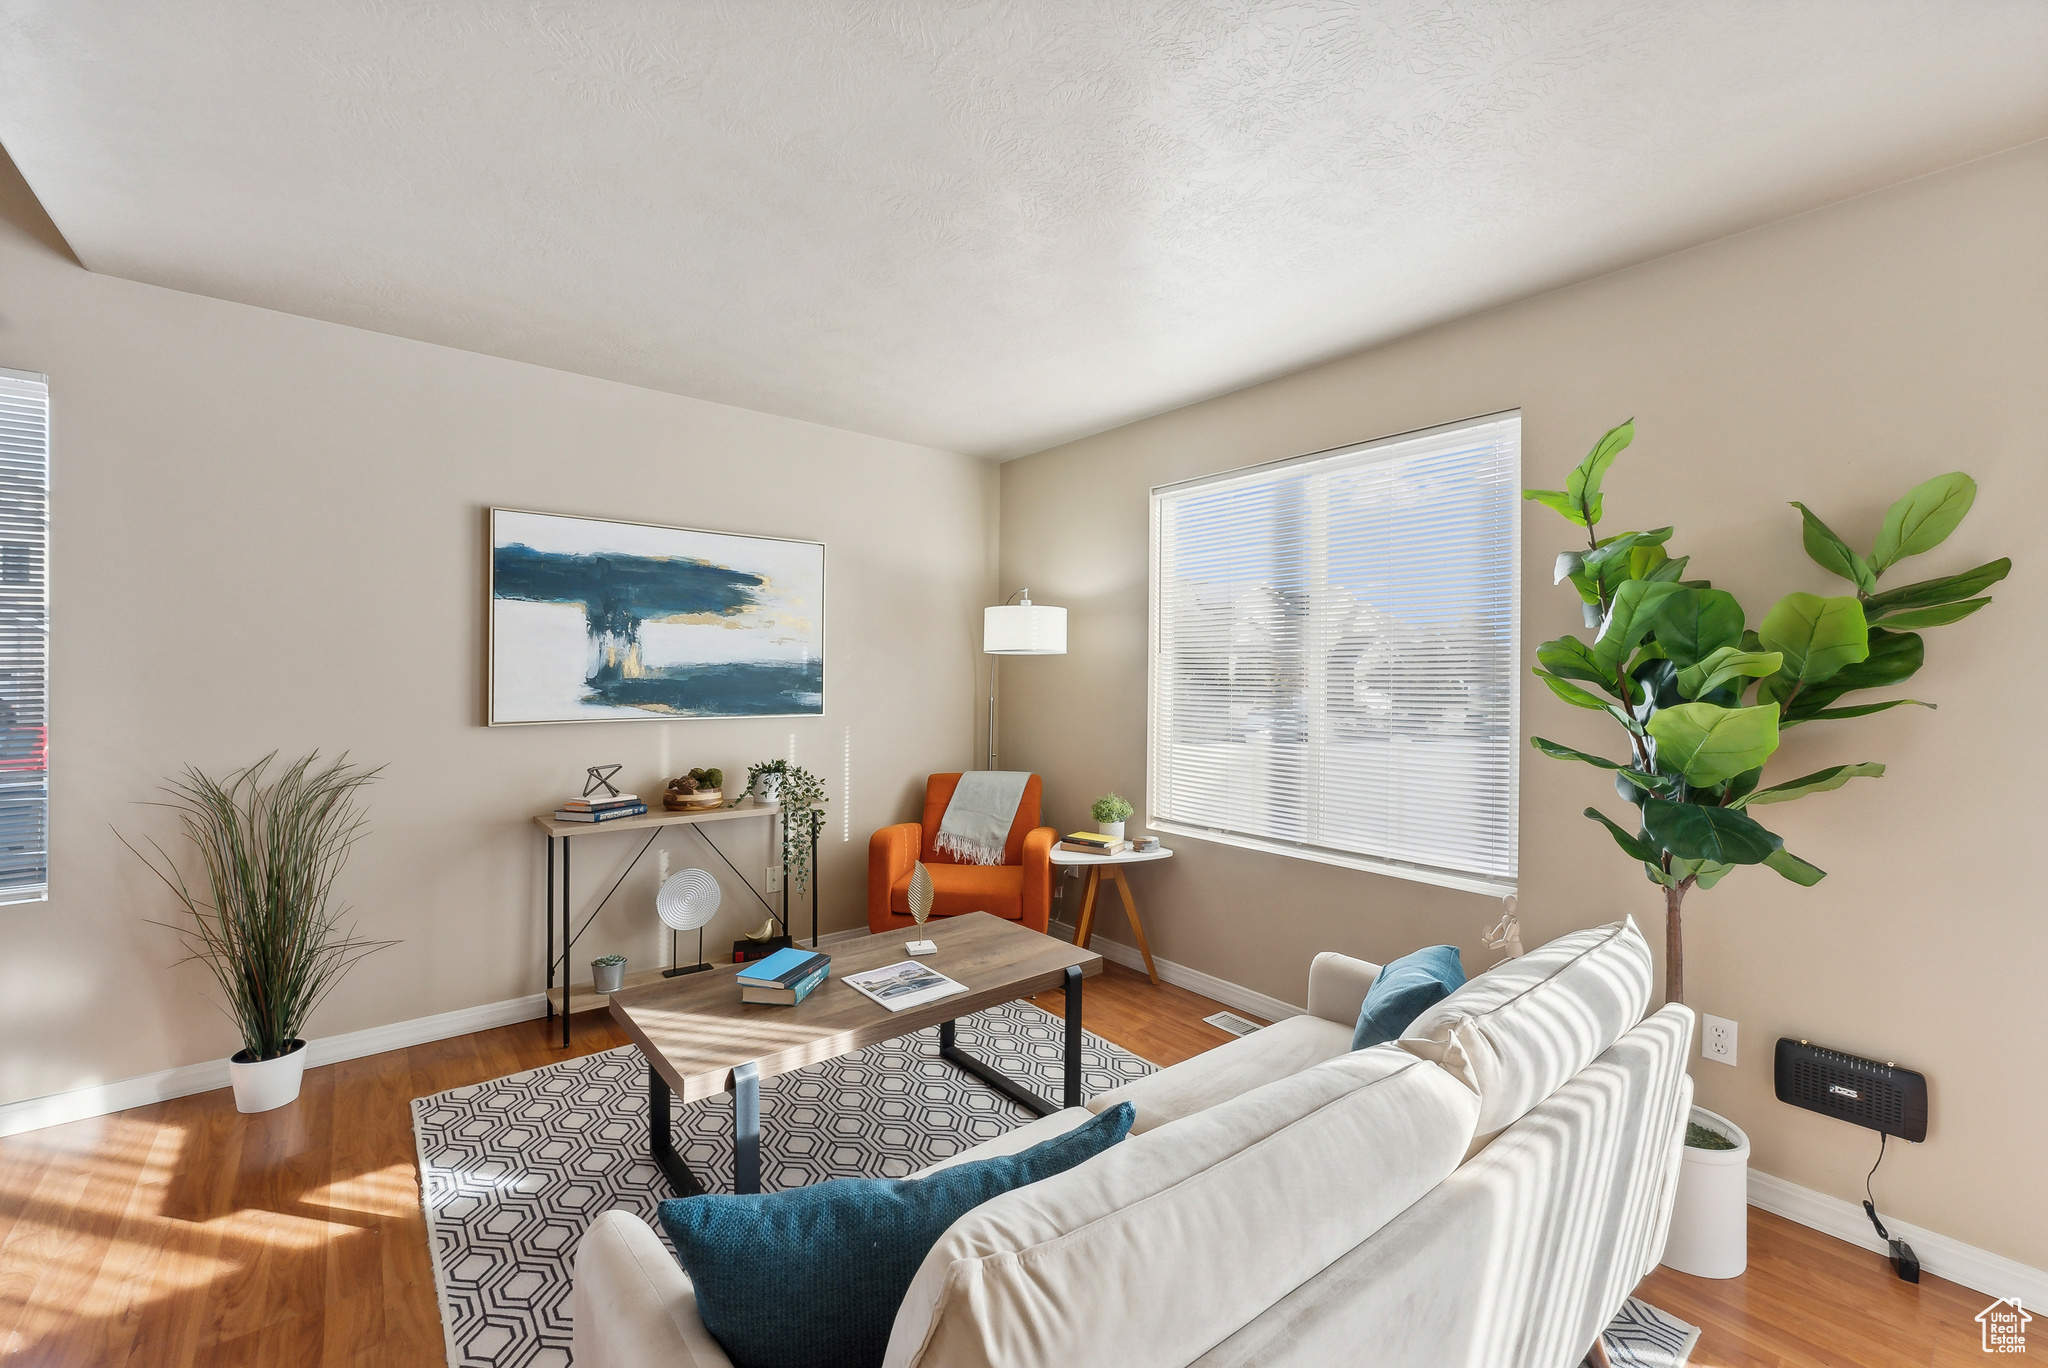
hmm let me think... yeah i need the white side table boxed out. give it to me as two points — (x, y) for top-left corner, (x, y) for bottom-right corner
(1047, 846), (1171, 984)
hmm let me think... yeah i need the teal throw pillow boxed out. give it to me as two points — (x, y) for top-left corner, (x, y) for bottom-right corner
(1352, 944), (1466, 1050)
(657, 1101), (1136, 1368)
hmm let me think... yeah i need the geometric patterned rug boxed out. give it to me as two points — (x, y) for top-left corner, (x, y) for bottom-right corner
(410, 999), (1157, 1368)
(1588, 1297), (1702, 1367)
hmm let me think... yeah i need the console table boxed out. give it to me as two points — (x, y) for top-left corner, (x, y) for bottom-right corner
(534, 803), (781, 1047)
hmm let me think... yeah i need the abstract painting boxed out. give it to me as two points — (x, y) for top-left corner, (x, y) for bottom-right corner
(488, 509), (824, 725)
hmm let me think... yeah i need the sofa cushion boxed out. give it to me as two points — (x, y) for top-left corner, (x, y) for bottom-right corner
(659, 1103), (1135, 1368)
(882, 1045), (1481, 1368)
(1351, 945), (1465, 1050)
(1398, 916), (1653, 1145)
(1082, 1011), (1353, 1133)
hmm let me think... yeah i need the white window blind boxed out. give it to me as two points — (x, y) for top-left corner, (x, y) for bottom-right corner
(0, 370), (48, 905)
(1148, 412), (1519, 896)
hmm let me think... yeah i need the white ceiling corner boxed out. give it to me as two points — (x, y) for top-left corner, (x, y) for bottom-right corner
(1, 1), (2043, 459)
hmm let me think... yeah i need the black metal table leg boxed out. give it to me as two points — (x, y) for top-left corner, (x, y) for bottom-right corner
(649, 1064), (705, 1197)
(733, 1062), (761, 1195)
(545, 834), (555, 1023)
(939, 1016), (1062, 1118)
(561, 836), (572, 1048)
(1063, 964), (1083, 1109)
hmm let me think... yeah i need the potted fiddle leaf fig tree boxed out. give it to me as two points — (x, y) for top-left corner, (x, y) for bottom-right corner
(1525, 420), (2006, 1007)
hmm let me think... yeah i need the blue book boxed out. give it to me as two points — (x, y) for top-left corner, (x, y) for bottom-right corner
(736, 947), (827, 987)
(742, 961), (830, 1006)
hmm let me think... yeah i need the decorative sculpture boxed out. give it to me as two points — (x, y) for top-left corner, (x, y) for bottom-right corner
(656, 859), (721, 977)
(905, 861), (937, 956)
(1482, 894), (1524, 968)
(583, 763), (624, 798)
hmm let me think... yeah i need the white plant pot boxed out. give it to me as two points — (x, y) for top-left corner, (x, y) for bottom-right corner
(1662, 1104), (1750, 1278)
(229, 1039), (308, 1114)
(753, 773), (782, 807)
(1097, 821), (1125, 840)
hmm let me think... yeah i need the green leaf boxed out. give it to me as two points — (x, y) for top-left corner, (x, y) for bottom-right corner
(1534, 669), (1612, 711)
(1871, 472), (1977, 570)
(1646, 702), (1782, 787)
(1583, 806), (1658, 862)
(1645, 554), (1691, 583)
(1617, 768), (1678, 798)
(1782, 628), (1926, 719)
(1537, 636), (1633, 701)
(1864, 558), (2011, 616)
(1723, 766), (1764, 806)
(1523, 489), (1587, 526)
(1676, 647), (1783, 700)
(1782, 698), (1935, 727)
(1870, 597), (1991, 630)
(1763, 848), (1827, 886)
(1668, 855), (1735, 890)
(1790, 502), (1877, 594)
(1565, 570), (1601, 606)
(1759, 593), (1870, 686)
(1640, 798), (1784, 865)
(1649, 588), (1746, 668)
(1565, 419), (1635, 526)
(1594, 579), (1683, 672)
(1531, 736), (1624, 769)
(1583, 526), (1674, 573)
(1628, 543), (1670, 581)
(1735, 762), (1885, 808)
(1554, 551), (1586, 584)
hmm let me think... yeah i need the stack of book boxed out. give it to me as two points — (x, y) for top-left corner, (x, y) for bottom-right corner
(1059, 831), (1132, 855)
(554, 793), (647, 823)
(736, 947), (831, 1005)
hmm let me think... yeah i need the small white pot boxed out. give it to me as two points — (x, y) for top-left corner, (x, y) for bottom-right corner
(753, 772), (782, 806)
(1097, 821), (1125, 840)
(229, 1039), (308, 1114)
(1662, 1104), (1750, 1278)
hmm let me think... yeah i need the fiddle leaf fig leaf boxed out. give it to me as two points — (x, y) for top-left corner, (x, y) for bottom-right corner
(1871, 472), (1976, 571)
(1564, 419), (1634, 526)
(1618, 768), (1678, 798)
(1781, 698), (1935, 727)
(1628, 543), (1670, 580)
(1583, 527), (1674, 575)
(1649, 588), (1746, 668)
(1870, 597), (1991, 630)
(1789, 502), (1877, 594)
(1676, 647), (1782, 700)
(1763, 848), (1827, 886)
(1645, 554), (1691, 583)
(1734, 762), (1885, 808)
(1646, 702), (1781, 787)
(1554, 551), (1586, 584)
(1594, 579), (1683, 672)
(1864, 558), (2010, 616)
(1533, 669), (1612, 711)
(1583, 806), (1659, 863)
(1640, 798), (1784, 866)
(1759, 593), (1870, 686)
(1524, 489), (1587, 527)
(1530, 736), (1625, 769)
(1536, 636), (1633, 701)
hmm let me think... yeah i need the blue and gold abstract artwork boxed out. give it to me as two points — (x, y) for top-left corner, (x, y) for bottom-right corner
(488, 509), (824, 724)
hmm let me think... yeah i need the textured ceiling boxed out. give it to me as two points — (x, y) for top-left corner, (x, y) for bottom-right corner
(1, 3), (2045, 458)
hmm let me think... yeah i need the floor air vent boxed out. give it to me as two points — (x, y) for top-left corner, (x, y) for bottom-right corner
(1203, 1011), (1263, 1038)
(1774, 1038), (1928, 1142)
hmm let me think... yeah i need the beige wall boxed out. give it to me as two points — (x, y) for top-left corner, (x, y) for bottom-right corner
(0, 151), (998, 1109)
(1000, 141), (2048, 1267)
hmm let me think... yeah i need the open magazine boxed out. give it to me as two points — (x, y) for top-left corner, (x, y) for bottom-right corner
(844, 960), (969, 1013)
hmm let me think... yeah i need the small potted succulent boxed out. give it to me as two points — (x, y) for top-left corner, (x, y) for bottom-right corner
(1091, 792), (1134, 841)
(592, 954), (628, 994)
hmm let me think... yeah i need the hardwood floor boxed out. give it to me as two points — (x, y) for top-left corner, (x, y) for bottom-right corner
(0, 960), (2002, 1367)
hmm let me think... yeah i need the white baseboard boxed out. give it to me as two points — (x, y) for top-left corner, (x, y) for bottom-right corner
(0, 992), (548, 1139)
(1048, 920), (1303, 1024)
(1747, 1169), (2048, 1307)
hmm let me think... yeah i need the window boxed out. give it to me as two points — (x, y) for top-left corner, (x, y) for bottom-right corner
(0, 369), (49, 905)
(1148, 412), (1519, 896)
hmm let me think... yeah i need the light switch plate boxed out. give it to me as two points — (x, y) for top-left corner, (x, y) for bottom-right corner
(1701, 1013), (1738, 1067)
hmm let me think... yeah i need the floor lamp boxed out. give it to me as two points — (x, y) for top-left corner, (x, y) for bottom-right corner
(984, 589), (1067, 769)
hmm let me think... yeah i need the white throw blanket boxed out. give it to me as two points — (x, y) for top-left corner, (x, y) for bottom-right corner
(934, 770), (1031, 866)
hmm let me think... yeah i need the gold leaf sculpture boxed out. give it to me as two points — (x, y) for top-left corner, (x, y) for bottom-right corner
(908, 861), (934, 932)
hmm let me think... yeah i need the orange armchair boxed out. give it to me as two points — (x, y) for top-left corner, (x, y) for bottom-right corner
(869, 773), (1057, 935)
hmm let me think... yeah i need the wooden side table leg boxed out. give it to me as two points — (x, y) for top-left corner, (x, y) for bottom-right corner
(1074, 868), (1101, 949)
(1109, 867), (1160, 984)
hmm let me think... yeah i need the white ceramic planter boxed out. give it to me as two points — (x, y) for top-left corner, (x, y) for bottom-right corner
(229, 1039), (308, 1114)
(753, 772), (782, 807)
(1662, 1104), (1750, 1278)
(1097, 821), (1125, 840)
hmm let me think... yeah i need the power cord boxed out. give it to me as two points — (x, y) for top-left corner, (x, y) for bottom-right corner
(1861, 1132), (1920, 1283)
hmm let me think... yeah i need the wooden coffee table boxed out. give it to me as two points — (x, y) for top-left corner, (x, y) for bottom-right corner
(608, 911), (1103, 1196)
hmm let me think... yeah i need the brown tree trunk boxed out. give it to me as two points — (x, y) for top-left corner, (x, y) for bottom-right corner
(1664, 882), (1686, 1005)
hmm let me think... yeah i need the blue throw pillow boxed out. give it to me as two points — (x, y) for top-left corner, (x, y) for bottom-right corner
(1352, 945), (1466, 1050)
(657, 1101), (1136, 1368)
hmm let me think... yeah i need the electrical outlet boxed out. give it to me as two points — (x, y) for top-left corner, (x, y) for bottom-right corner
(1701, 1013), (1737, 1067)
(766, 863), (783, 892)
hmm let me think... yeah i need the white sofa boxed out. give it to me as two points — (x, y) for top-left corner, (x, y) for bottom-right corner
(573, 917), (1694, 1368)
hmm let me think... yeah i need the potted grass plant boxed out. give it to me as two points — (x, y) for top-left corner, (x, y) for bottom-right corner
(122, 752), (394, 1114)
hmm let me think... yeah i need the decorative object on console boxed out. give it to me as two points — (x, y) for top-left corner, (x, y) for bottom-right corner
(747, 759), (827, 891)
(591, 954), (627, 994)
(488, 508), (824, 725)
(656, 863), (721, 977)
(663, 771), (724, 811)
(1482, 894), (1524, 967)
(905, 861), (937, 955)
(121, 752), (393, 1114)
(554, 793), (646, 822)
(1090, 792), (1133, 840)
(583, 763), (624, 797)
(983, 588), (1067, 768)
(1525, 421), (2008, 1003)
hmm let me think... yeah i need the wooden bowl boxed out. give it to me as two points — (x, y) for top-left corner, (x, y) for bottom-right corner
(665, 789), (723, 811)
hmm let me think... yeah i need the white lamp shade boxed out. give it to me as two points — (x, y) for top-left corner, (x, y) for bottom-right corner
(984, 603), (1067, 655)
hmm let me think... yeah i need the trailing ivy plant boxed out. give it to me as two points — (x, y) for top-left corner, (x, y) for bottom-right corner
(1526, 421), (2006, 1003)
(748, 759), (828, 893)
